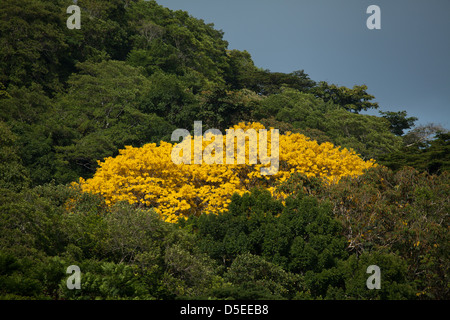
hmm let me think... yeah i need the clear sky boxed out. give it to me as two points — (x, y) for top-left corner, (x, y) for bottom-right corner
(159, 0), (450, 130)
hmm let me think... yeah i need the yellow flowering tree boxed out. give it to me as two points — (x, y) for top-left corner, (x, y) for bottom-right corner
(78, 122), (376, 222)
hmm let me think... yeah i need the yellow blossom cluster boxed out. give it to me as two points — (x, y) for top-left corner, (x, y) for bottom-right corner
(78, 122), (376, 222)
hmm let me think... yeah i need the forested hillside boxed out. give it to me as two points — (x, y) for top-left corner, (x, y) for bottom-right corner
(0, 0), (448, 300)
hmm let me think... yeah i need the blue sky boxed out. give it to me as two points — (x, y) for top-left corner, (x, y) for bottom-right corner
(159, 0), (450, 130)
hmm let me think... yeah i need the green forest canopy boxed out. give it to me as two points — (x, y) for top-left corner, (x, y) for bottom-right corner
(0, 0), (448, 300)
(2, 0), (447, 187)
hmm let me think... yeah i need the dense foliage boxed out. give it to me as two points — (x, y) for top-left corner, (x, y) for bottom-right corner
(0, 0), (448, 300)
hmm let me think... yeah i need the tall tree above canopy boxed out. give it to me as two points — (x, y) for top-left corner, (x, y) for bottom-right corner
(379, 110), (418, 136)
(311, 81), (379, 113)
(223, 50), (315, 94)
